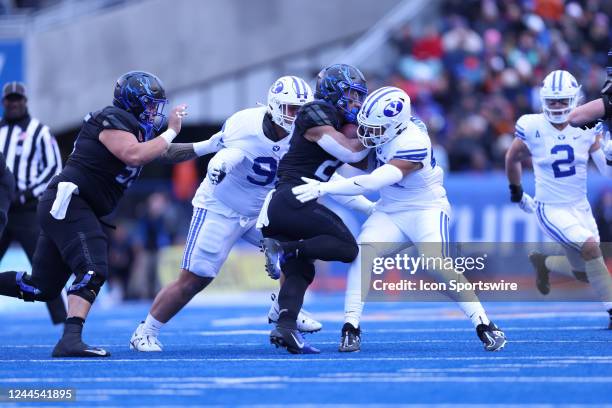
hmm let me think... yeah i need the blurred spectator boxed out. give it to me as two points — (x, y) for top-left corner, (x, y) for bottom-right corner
(129, 192), (180, 299)
(387, 0), (610, 171)
(107, 223), (135, 302)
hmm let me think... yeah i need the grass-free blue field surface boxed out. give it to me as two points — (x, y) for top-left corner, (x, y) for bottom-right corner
(1, 295), (612, 407)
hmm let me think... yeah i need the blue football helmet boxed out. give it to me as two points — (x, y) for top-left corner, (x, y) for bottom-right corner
(315, 64), (367, 123)
(113, 71), (167, 137)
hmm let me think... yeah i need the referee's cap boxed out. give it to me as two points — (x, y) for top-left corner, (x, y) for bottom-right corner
(2, 82), (26, 99)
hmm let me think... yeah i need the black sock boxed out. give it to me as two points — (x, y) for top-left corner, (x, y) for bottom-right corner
(63, 317), (85, 338)
(277, 273), (310, 330)
(0, 271), (20, 298)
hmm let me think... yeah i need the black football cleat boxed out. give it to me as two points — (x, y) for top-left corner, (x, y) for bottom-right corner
(51, 320), (110, 358)
(338, 322), (361, 352)
(476, 321), (507, 352)
(529, 252), (550, 295)
(261, 238), (284, 280)
(270, 326), (320, 354)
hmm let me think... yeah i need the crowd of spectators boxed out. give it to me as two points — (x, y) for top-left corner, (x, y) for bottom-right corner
(380, 0), (611, 172)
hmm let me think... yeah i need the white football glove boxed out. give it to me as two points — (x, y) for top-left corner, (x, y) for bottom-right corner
(518, 192), (536, 214)
(602, 128), (612, 161)
(292, 177), (326, 203)
(207, 162), (227, 185)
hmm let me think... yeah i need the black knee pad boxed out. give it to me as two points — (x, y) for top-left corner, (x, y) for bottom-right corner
(15, 272), (42, 302)
(67, 270), (106, 304)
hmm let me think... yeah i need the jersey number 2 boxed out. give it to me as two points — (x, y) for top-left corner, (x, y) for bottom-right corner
(551, 145), (575, 178)
(247, 157), (277, 186)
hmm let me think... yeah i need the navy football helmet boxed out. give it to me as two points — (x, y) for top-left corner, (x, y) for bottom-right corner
(113, 71), (167, 137)
(315, 64), (367, 123)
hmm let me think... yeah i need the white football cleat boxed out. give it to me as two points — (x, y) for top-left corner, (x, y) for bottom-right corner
(130, 322), (163, 352)
(268, 293), (322, 333)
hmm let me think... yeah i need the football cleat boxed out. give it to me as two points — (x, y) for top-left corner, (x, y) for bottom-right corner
(529, 251), (550, 295)
(261, 238), (284, 280)
(270, 326), (320, 354)
(267, 293), (322, 333)
(338, 322), (361, 352)
(476, 321), (507, 352)
(52, 333), (110, 358)
(130, 322), (163, 352)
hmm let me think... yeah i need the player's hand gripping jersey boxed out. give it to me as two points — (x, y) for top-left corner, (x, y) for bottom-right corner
(193, 107), (290, 218)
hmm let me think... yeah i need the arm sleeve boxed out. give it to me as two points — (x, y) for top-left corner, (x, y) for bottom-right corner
(194, 131), (224, 156)
(591, 148), (612, 177)
(320, 163), (404, 196)
(316, 134), (370, 163)
(328, 172), (375, 214)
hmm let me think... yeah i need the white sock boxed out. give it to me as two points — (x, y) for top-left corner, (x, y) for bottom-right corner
(143, 313), (165, 336)
(545, 255), (574, 278)
(344, 250), (364, 329)
(457, 301), (490, 327)
(585, 257), (612, 311)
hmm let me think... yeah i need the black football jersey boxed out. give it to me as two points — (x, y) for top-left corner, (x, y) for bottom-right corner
(276, 100), (344, 187)
(49, 106), (142, 216)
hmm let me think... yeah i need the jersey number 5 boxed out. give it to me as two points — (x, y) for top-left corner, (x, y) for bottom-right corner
(551, 144), (576, 178)
(247, 157), (277, 186)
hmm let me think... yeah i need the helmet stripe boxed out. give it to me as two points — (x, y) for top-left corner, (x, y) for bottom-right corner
(363, 86), (393, 115)
(551, 71), (557, 92)
(299, 78), (309, 99)
(365, 89), (397, 116)
(558, 71), (563, 92)
(291, 76), (302, 98)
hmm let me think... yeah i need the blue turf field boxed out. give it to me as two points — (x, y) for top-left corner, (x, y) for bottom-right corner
(1, 295), (612, 407)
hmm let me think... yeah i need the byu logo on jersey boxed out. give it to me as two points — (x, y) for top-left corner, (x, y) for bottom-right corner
(383, 101), (403, 117)
(271, 81), (284, 94)
(273, 145), (280, 152)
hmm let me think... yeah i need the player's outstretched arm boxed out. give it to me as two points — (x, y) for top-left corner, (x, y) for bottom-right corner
(100, 104), (187, 167)
(304, 125), (369, 163)
(569, 98), (606, 128)
(292, 160), (419, 203)
(505, 138), (536, 213)
(589, 133), (612, 177)
(158, 132), (224, 164)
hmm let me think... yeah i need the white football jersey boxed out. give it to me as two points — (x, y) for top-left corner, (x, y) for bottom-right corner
(192, 107), (290, 217)
(375, 118), (449, 212)
(515, 113), (597, 205)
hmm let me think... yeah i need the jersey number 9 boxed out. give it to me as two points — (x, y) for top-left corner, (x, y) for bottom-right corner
(247, 157), (278, 186)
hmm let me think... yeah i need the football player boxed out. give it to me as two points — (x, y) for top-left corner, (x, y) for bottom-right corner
(293, 86), (507, 352)
(130, 76), (329, 351)
(259, 64), (375, 354)
(0, 71), (220, 357)
(506, 70), (612, 328)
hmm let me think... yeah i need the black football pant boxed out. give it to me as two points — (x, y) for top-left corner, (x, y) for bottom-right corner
(262, 186), (358, 328)
(0, 189), (108, 309)
(0, 201), (68, 324)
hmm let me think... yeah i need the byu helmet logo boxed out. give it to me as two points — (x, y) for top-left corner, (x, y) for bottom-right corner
(272, 81), (284, 94)
(383, 101), (403, 117)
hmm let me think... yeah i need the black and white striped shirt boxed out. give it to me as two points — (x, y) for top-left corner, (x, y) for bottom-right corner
(0, 115), (62, 199)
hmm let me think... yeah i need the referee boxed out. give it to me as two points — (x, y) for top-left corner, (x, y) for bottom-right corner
(0, 81), (66, 324)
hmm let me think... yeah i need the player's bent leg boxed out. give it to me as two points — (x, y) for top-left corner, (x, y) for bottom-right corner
(580, 238), (612, 323)
(131, 269), (214, 352)
(341, 212), (409, 353)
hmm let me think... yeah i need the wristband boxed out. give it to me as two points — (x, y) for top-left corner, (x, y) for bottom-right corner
(159, 129), (177, 146)
(509, 184), (523, 202)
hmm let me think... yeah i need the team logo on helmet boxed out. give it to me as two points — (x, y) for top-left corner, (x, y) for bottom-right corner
(272, 81), (284, 94)
(383, 101), (403, 117)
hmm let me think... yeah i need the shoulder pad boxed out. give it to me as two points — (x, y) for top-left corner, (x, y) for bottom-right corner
(97, 106), (140, 134)
(296, 100), (340, 129)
